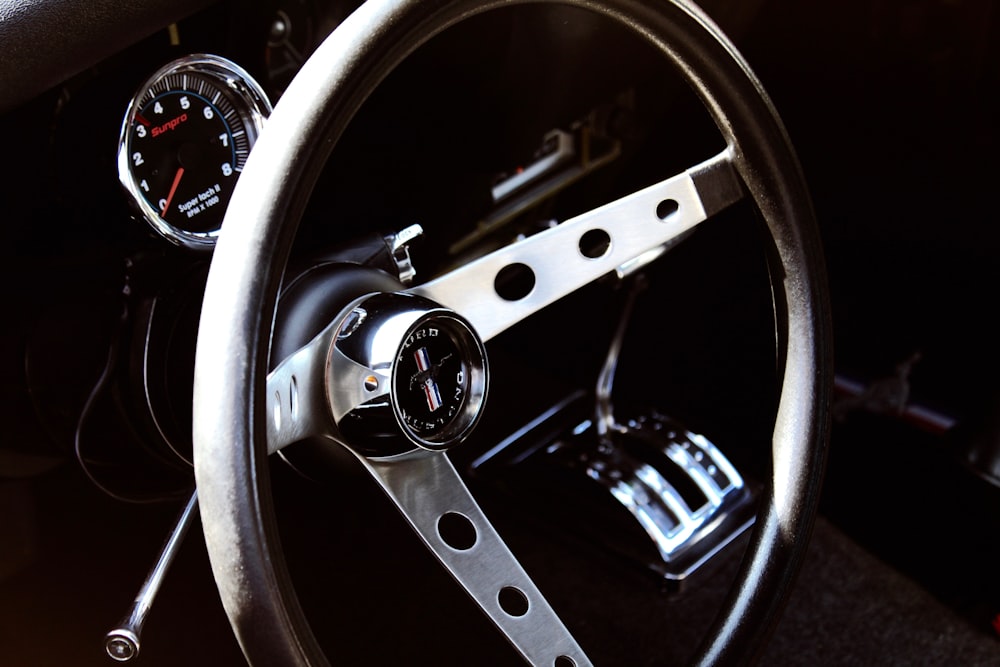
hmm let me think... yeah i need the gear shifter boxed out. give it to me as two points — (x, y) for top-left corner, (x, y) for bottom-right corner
(473, 273), (755, 589)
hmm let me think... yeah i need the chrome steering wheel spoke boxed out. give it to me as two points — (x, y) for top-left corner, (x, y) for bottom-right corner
(360, 449), (592, 667)
(410, 150), (742, 342)
(265, 326), (338, 455)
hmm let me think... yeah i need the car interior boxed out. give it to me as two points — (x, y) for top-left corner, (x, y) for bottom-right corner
(1, 0), (998, 665)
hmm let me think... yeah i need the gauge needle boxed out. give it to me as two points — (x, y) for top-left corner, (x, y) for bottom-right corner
(161, 166), (185, 216)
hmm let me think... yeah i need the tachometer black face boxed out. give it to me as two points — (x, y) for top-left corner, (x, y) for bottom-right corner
(130, 85), (240, 234)
(118, 55), (271, 250)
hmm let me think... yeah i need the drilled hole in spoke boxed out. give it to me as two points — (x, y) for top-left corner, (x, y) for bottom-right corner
(656, 198), (679, 220)
(554, 657), (577, 667)
(498, 586), (529, 617)
(272, 390), (281, 430)
(289, 375), (298, 417)
(494, 263), (535, 301)
(579, 229), (611, 259)
(438, 512), (477, 551)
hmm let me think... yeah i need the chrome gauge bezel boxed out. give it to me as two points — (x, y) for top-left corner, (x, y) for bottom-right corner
(117, 54), (272, 250)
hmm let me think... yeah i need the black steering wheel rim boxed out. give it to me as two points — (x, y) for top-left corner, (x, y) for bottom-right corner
(192, 0), (833, 664)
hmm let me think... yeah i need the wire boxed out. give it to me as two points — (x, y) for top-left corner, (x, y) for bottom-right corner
(73, 281), (191, 505)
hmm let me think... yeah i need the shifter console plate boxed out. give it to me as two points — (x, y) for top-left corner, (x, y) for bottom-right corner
(469, 396), (756, 591)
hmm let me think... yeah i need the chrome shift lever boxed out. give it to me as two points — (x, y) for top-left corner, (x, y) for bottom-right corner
(595, 274), (647, 442)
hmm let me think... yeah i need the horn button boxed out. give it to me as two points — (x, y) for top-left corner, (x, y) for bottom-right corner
(331, 292), (488, 455)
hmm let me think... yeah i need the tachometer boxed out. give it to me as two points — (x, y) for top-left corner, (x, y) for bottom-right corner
(117, 54), (272, 250)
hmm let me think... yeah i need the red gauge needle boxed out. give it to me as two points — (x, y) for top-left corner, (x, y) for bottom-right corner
(161, 166), (185, 217)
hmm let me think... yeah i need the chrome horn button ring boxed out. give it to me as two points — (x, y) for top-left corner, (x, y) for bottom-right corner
(331, 292), (488, 455)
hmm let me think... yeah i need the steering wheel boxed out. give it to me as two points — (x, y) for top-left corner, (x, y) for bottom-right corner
(192, 0), (832, 665)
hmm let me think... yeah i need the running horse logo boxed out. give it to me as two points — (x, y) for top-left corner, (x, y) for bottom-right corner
(410, 348), (453, 413)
